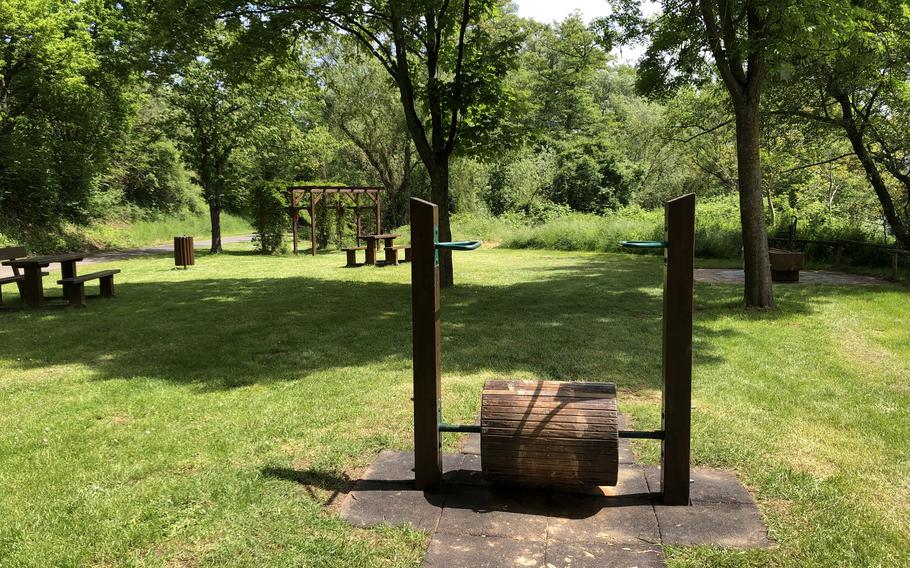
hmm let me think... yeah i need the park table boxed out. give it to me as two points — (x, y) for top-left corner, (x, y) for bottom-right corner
(361, 233), (400, 265)
(2, 252), (84, 308)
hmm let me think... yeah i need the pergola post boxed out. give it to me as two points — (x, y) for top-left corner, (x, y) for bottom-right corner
(310, 190), (317, 256)
(291, 190), (299, 255)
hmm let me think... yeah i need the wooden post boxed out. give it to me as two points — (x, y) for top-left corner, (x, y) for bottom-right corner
(660, 193), (695, 506)
(310, 190), (317, 256)
(291, 190), (299, 255)
(375, 195), (382, 235)
(835, 240), (843, 265)
(891, 251), (900, 281)
(410, 197), (442, 489)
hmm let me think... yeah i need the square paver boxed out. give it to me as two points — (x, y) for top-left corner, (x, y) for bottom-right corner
(654, 502), (772, 548)
(437, 484), (550, 541)
(642, 466), (756, 505)
(547, 492), (660, 545)
(462, 433), (481, 455)
(422, 534), (546, 567)
(545, 542), (666, 568)
(339, 451), (455, 531)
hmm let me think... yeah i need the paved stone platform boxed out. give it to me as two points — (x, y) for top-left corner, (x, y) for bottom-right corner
(338, 435), (772, 567)
(695, 268), (886, 286)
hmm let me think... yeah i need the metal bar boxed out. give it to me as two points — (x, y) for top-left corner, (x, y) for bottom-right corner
(438, 423), (482, 433)
(620, 241), (667, 249)
(435, 240), (481, 251)
(618, 430), (664, 439)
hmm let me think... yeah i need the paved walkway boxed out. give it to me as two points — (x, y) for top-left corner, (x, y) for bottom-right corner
(695, 268), (888, 286)
(0, 235), (253, 279)
(339, 433), (771, 567)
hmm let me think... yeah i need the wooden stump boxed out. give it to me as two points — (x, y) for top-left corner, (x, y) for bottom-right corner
(481, 380), (619, 486)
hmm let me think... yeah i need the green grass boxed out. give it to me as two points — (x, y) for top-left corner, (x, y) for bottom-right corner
(1, 245), (908, 566)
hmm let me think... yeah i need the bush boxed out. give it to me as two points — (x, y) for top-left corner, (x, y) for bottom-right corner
(248, 182), (289, 254)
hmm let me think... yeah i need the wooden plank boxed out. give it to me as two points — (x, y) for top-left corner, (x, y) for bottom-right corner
(411, 198), (442, 489)
(661, 193), (694, 506)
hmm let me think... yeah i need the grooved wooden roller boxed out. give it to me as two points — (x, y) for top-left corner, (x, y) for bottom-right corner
(480, 379), (619, 486)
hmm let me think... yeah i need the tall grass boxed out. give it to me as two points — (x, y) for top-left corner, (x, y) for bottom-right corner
(1, 212), (251, 254)
(82, 212), (251, 249)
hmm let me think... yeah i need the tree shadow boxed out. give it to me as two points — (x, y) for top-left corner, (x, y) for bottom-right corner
(0, 253), (896, 394)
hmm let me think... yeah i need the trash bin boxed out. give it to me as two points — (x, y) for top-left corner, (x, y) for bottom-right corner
(174, 236), (195, 268)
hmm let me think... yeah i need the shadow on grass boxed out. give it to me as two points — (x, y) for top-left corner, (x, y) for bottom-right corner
(0, 254), (896, 393)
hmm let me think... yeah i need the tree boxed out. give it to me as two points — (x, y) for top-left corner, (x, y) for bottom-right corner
(154, 0), (524, 286)
(768, 1), (910, 248)
(0, 0), (137, 236)
(608, 0), (798, 308)
(167, 36), (302, 252)
(319, 41), (419, 230)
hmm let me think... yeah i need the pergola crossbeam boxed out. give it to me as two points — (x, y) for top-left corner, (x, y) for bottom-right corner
(287, 186), (384, 255)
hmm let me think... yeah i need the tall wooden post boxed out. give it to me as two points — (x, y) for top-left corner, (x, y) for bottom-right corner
(661, 193), (695, 505)
(375, 195), (382, 235)
(410, 197), (442, 489)
(291, 190), (299, 255)
(310, 190), (317, 256)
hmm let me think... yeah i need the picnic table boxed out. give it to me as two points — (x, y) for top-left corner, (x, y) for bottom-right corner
(2, 253), (84, 307)
(360, 233), (401, 265)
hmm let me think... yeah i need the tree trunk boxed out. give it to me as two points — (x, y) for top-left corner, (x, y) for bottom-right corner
(834, 94), (910, 249)
(209, 200), (222, 253)
(733, 101), (775, 308)
(429, 158), (454, 288)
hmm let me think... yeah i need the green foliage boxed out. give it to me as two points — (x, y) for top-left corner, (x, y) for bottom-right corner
(0, 0), (137, 235)
(248, 182), (289, 254)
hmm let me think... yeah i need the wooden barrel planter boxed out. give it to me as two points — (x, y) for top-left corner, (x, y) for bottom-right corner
(174, 236), (195, 268)
(480, 380), (619, 486)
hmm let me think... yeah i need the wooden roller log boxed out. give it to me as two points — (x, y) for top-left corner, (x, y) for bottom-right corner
(480, 379), (619, 486)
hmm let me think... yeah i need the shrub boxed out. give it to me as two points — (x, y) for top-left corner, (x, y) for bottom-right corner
(248, 181), (289, 254)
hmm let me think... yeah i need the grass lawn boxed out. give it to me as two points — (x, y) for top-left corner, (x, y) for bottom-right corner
(1, 244), (908, 566)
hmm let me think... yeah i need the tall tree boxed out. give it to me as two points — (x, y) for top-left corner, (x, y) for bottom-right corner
(167, 36), (303, 252)
(319, 42), (419, 230)
(0, 0), (138, 236)
(769, 1), (910, 248)
(152, 0), (523, 286)
(609, 0), (798, 308)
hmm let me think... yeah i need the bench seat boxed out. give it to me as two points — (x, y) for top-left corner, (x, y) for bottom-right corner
(0, 274), (23, 286)
(58, 269), (121, 307)
(383, 245), (412, 266)
(342, 246), (367, 267)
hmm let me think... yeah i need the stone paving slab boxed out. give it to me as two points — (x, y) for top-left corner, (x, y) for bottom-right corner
(643, 466), (757, 505)
(338, 450), (771, 567)
(654, 502), (772, 548)
(438, 484), (550, 541)
(546, 542), (667, 568)
(423, 534), (546, 567)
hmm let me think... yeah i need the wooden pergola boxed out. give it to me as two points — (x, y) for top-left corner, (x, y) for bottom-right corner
(288, 186), (384, 255)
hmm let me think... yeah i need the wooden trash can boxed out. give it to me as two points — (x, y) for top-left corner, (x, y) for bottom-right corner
(481, 380), (619, 486)
(174, 236), (195, 268)
(769, 248), (803, 282)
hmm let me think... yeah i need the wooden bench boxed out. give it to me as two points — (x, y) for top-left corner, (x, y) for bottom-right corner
(384, 245), (412, 266)
(58, 269), (121, 307)
(342, 246), (366, 267)
(0, 246), (49, 305)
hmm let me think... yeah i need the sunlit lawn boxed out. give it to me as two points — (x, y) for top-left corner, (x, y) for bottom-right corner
(0, 244), (908, 566)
